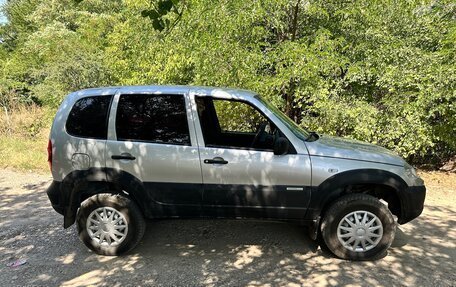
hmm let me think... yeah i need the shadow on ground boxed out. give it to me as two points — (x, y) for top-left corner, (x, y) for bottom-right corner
(0, 173), (455, 287)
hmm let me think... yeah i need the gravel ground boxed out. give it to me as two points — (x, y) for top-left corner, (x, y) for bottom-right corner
(0, 169), (455, 287)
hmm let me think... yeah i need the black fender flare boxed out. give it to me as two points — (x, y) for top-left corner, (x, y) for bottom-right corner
(306, 168), (408, 220)
(61, 168), (154, 228)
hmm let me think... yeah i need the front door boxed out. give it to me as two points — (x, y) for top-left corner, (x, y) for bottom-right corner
(194, 96), (312, 219)
(105, 92), (203, 216)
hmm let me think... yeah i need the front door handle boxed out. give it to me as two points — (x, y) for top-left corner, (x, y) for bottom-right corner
(112, 153), (136, 160)
(204, 157), (228, 165)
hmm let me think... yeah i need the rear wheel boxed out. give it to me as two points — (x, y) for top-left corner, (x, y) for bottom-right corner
(76, 193), (146, 256)
(321, 194), (396, 260)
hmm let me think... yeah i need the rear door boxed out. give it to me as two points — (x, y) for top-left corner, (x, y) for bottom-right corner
(105, 91), (203, 216)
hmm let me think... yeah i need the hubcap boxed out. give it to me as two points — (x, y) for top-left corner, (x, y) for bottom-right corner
(337, 210), (383, 252)
(86, 207), (128, 247)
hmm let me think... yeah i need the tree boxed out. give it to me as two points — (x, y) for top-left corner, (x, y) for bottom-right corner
(0, 0), (454, 164)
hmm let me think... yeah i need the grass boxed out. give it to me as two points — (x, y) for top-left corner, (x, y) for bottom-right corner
(0, 104), (51, 173)
(0, 134), (49, 173)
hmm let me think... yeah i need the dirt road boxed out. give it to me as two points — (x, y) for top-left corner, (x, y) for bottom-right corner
(0, 169), (455, 287)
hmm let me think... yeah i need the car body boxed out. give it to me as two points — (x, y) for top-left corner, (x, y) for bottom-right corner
(46, 85), (426, 259)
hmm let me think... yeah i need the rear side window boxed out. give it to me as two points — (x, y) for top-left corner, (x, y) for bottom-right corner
(66, 95), (112, 139)
(116, 94), (190, 145)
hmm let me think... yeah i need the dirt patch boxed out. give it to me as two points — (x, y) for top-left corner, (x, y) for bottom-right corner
(418, 170), (455, 206)
(0, 169), (455, 286)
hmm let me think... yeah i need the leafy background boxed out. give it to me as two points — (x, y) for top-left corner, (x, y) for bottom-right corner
(0, 0), (455, 169)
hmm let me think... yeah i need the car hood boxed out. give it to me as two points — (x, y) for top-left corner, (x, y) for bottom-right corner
(304, 135), (405, 166)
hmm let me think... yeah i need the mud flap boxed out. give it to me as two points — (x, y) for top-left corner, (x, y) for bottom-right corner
(63, 207), (77, 228)
(308, 216), (321, 240)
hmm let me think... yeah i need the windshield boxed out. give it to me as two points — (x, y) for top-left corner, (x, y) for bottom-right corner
(255, 95), (309, 141)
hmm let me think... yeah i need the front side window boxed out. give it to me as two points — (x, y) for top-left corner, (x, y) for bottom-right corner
(255, 95), (309, 141)
(116, 94), (190, 145)
(66, 95), (112, 139)
(196, 97), (280, 150)
(213, 100), (264, 133)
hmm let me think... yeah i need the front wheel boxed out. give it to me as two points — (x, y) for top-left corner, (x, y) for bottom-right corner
(321, 194), (396, 260)
(76, 193), (146, 256)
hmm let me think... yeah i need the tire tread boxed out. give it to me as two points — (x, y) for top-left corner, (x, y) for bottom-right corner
(77, 193), (146, 256)
(321, 193), (396, 260)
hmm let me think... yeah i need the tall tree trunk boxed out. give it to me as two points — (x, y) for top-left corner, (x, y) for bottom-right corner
(285, 1), (301, 117)
(290, 0), (301, 41)
(282, 0), (301, 118)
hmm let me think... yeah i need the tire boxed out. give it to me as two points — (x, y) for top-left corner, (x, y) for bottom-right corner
(76, 193), (146, 256)
(320, 193), (396, 260)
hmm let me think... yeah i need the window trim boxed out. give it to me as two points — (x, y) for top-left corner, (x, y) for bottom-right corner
(115, 93), (192, 146)
(195, 96), (296, 153)
(206, 144), (274, 152)
(113, 138), (191, 146)
(65, 95), (114, 140)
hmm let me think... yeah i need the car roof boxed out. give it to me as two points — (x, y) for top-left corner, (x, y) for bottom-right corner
(71, 85), (258, 101)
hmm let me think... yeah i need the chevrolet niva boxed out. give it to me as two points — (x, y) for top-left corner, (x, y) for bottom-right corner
(46, 86), (425, 260)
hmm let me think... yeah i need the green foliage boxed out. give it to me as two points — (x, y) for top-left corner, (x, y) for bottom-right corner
(141, 0), (182, 32)
(0, 0), (455, 164)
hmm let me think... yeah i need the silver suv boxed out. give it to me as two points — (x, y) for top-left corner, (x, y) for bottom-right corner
(46, 86), (425, 260)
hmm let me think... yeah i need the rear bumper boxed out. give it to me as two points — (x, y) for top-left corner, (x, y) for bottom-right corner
(398, 185), (426, 224)
(46, 180), (64, 215)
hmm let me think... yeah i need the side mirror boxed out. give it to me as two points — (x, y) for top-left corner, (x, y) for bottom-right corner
(274, 137), (289, 155)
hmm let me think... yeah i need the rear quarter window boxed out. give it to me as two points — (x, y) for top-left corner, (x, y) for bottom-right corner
(66, 95), (113, 139)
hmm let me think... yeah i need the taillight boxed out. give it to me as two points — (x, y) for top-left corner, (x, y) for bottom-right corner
(47, 140), (52, 172)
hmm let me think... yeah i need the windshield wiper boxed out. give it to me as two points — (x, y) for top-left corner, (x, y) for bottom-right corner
(305, 131), (320, 142)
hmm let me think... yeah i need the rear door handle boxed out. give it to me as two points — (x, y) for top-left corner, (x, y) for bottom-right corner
(204, 157), (228, 165)
(112, 154), (136, 161)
